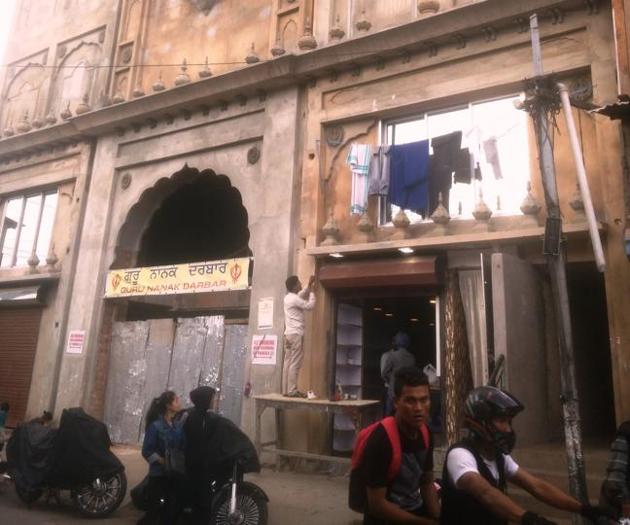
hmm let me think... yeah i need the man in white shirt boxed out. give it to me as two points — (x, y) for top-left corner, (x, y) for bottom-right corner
(282, 275), (316, 398)
(441, 386), (613, 525)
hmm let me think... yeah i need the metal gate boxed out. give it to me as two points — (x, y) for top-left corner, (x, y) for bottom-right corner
(103, 316), (248, 443)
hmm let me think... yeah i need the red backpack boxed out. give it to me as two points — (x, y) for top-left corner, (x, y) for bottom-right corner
(348, 416), (429, 513)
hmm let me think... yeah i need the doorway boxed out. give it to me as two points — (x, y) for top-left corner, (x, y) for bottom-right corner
(332, 294), (439, 453)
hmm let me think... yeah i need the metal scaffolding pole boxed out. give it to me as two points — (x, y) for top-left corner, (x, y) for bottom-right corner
(526, 15), (588, 523)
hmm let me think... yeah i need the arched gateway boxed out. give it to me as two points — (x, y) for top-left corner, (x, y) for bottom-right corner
(102, 166), (253, 443)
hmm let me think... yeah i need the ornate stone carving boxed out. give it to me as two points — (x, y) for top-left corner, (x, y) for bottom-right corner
(3, 126), (15, 137)
(45, 244), (58, 267)
(75, 94), (91, 114)
(270, 39), (286, 57)
(27, 252), (39, 269)
(121, 173), (132, 190)
(357, 212), (374, 233)
(417, 1), (440, 15)
(430, 192), (450, 226)
(190, 0), (218, 15)
(355, 9), (371, 32)
(325, 125), (344, 148)
(245, 43), (260, 64)
(16, 111), (32, 133)
(31, 115), (44, 128)
(298, 17), (318, 50)
(247, 146), (260, 165)
(152, 72), (166, 92)
(198, 57), (212, 78)
(112, 91), (125, 104)
(132, 83), (146, 98)
(520, 181), (541, 216)
(329, 14), (345, 41)
(392, 208), (411, 230)
(60, 101), (73, 119)
(121, 46), (133, 64)
(174, 59), (191, 86)
(46, 111), (57, 125)
(321, 212), (340, 246)
(569, 184), (585, 214)
(473, 189), (492, 222)
(57, 44), (67, 58)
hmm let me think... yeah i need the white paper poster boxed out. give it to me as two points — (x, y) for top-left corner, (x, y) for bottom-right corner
(257, 297), (274, 330)
(66, 330), (86, 354)
(251, 334), (277, 365)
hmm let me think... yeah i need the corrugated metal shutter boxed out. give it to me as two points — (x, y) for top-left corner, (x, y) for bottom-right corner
(0, 307), (42, 427)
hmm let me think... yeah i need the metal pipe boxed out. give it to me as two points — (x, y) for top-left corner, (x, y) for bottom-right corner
(557, 83), (607, 272)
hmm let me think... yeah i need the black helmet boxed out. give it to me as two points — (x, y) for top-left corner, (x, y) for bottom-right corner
(464, 386), (524, 454)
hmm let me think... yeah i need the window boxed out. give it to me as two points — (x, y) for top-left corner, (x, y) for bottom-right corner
(381, 95), (530, 224)
(0, 190), (58, 268)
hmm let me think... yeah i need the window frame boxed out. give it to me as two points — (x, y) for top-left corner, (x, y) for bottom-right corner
(378, 93), (528, 226)
(0, 188), (59, 269)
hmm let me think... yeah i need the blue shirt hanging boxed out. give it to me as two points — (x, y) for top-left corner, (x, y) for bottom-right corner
(388, 140), (431, 214)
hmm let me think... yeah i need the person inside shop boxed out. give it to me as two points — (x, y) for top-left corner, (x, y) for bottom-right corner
(440, 386), (614, 525)
(381, 332), (416, 415)
(380, 337), (395, 411)
(139, 390), (184, 525)
(600, 419), (630, 521)
(359, 366), (439, 524)
(282, 274), (316, 398)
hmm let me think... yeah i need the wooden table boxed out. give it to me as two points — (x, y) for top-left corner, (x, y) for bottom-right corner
(253, 393), (381, 466)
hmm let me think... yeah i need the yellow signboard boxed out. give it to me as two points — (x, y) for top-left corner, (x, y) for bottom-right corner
(104, 258), (250, 298)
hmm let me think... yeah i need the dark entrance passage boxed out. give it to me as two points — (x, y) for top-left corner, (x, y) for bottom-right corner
(138, 174), (250, 266)
(568, 263), (616, 440)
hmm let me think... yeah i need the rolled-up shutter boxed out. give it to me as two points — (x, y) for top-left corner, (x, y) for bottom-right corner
(0, 307), (42, 427)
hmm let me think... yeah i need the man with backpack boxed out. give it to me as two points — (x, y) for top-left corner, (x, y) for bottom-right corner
(350, 366), (439, 524)
(440, 386), (614, 525)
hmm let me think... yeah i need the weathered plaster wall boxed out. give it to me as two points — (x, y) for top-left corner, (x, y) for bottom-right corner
(0, 144), (94, 420)
(51, 87), (301, 442)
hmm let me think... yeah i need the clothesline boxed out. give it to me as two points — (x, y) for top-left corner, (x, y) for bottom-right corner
(346, 129), (507, 218)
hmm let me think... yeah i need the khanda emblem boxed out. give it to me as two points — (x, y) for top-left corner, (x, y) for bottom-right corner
(111, 273), (122, 291)
(230, 262), (242, 284)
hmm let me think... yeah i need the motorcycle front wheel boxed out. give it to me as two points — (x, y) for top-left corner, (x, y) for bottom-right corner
(72, 471), (127, 518)
(210, 482), (268, 525)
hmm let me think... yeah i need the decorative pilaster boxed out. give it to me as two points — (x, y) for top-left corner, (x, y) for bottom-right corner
(298, 16), (318, 50)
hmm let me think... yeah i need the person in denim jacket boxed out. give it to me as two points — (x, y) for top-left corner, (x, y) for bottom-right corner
(139, 391), (183, 525)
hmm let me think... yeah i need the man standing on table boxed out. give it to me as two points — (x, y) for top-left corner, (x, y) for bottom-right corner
(282, 275), (316, 398)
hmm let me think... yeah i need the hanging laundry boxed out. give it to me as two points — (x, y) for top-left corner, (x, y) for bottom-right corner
(388, 140), (431, 214)
(483, 136), (503, 180)
(346, 143), (372, 215)
(368, 145), (392, 196)
(428, 132), (462, 214)
(453, 148), (479, 184)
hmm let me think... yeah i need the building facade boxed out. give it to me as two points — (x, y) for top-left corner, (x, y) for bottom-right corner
(0, 0), (628, 454)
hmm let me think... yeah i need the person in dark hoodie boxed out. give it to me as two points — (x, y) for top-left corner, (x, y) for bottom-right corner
(184, 386), (216, 525)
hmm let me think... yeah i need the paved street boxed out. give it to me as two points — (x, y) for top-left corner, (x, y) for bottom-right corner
(0, 445), (360, 525)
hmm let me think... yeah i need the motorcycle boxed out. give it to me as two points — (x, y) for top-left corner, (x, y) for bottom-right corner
(132, 410), (269, 525)
(207, 461), (268, 525)
(6, 407), (127, 518)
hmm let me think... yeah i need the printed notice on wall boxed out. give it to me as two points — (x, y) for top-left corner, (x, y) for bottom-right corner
(257, 297), (274, 330)
(251, 334), (277, 365)
(66, 330), (86, 354)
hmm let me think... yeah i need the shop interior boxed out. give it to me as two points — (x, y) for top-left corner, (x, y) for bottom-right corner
(333, 293), (439, 453)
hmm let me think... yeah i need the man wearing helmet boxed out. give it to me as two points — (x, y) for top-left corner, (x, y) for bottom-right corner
(441, 386), (612, 525)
